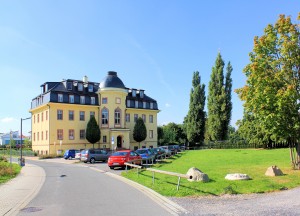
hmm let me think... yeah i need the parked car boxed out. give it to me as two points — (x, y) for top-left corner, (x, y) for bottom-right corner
(160, 146), (172, 157)
(63, 149), (79, 160)
(75, 150), (84, 160)
(172, 145), (181, 153)
(135, 148), (156, 163)
(108, 150), (142, 169)
(80, 149), (110, 163)
(152, 147), (166, 159)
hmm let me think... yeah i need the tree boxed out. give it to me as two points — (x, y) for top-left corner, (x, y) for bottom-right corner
(86, 115), (100, 148)
(207, 53), (233, 141)
(24, 138), (32, 149)
(157, 126), (164, 146)
(236, 14), (300, 169)
(133, 117), (147, 148)
(185, 71), (206, 145)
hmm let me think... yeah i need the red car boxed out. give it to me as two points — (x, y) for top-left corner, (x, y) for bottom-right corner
(108, 150), (142, 169)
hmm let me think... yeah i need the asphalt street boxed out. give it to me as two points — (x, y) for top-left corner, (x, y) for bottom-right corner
(16, 159), (181, 216)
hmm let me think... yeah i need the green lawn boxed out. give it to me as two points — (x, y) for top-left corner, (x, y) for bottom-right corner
(122, 149), (300, 197)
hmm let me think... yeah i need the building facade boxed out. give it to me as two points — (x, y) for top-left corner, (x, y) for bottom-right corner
(29, 71), (159, 155)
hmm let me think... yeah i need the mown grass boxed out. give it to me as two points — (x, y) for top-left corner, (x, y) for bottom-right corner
(122, 149), (300, 197)
(0, 157), (21, 184)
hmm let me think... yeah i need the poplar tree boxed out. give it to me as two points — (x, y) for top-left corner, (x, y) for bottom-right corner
(185, 71), (206, 145)
(133, 117), (147, 148)
(86, 115), (100, 148)
(207, 53), (233, 141)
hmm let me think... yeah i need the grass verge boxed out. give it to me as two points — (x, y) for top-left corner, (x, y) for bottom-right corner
(0, 157), (22, 184)
(122, 149), (300, 197)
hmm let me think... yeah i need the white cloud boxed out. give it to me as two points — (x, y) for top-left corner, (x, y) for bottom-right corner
(165, 103), (171, 108)
(1, 117), (16, 123)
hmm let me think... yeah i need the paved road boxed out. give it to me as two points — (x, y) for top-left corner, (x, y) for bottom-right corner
(16, 160), (182, 216)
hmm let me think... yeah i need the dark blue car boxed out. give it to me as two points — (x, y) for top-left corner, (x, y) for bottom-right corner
(64, 149), (79, 159)
(136, 148), (156, 164)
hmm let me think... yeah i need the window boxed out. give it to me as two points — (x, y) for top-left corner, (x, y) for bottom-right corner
(80, 96), (85, 104)
(69, 95), (74, 103)
(150, 102), (153, 109)
(46, 111), (48, 120)
(69, 110), (74, 121)
(149, 115), (153, 123)
(37, 114), (39, 123)
(102, 97), (107, 104)
(132, 89), (136, 97)
(142, 114), (146, 122)
(140, 90), (144, 98)
(134, 114), (138, 122)
(41, 131), (43, 140)
(143, 102), (146, 109)
(90, 111), (95, 119)
(57, 129), (63, 140)
(41, 113), (44, 122)
(149, 130), (153, 139)
(115, 109), (121, 125)
(91, 97), (95, 105)
(88, 84), (93, 92)
(125, 113), (130, 122)
(103, 136), (107, 143)
(102, 108), (108, 125)
(37, 132), (39, 141)
(80, 130), (85, 140)
(67, 82), (72, 90)
(46, 131), (48, 140)
(69, 129), (74, 140)
(80, 111), (85, 121)
(126, 100), (131, 107)
(135, 101), (139, 108)
(78, 83), (83, 91)
(116, 97), (121, 104)
(58, 94), (63, 102)
(57, 110), (63, 120)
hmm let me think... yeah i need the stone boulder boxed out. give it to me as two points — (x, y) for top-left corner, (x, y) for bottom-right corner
(265, 165), (283, 177)
(225, 173), (251, 180)
(186, 167), (209, 182)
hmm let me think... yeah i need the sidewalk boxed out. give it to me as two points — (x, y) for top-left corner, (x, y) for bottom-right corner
(0, 162), (46, 216)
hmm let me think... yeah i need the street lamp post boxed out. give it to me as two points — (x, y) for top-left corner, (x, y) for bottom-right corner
(20, 117), (31, 166)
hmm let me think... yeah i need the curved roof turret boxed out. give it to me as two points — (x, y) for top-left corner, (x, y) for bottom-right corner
(99, 71), (125, 89)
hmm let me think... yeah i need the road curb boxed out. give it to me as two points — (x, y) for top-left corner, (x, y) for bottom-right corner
(89, 167), (188, 216)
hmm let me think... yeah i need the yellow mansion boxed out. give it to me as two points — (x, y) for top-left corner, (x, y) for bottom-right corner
(30, 71), (159, 155)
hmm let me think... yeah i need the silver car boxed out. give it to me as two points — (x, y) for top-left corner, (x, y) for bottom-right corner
(80, 149), (110, 163)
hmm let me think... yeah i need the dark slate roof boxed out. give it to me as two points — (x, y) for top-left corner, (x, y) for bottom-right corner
(99, 71), (126, 89)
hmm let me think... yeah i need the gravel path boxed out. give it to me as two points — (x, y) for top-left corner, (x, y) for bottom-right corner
(170, 187), (300, 216)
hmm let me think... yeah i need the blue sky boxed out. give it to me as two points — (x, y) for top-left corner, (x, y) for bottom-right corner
(0, 1), (299, 135)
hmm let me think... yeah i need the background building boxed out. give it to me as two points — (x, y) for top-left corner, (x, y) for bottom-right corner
(30, 71), (159, 155)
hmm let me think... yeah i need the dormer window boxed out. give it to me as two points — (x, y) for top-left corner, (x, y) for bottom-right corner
(132, 89), (136, 97)
(80, 96), (85, 104)
(58, 94), (63, 102)
(67, 82), (72, 90)
(78, 83), (83, 91)
(91, 97), (95, 105)
(150, 102), (153, 109)
(135, 100), (139, 108)
(88, 84), (93, 92)
(69, 95), (74, 103)
(140, 90), (144, 98)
